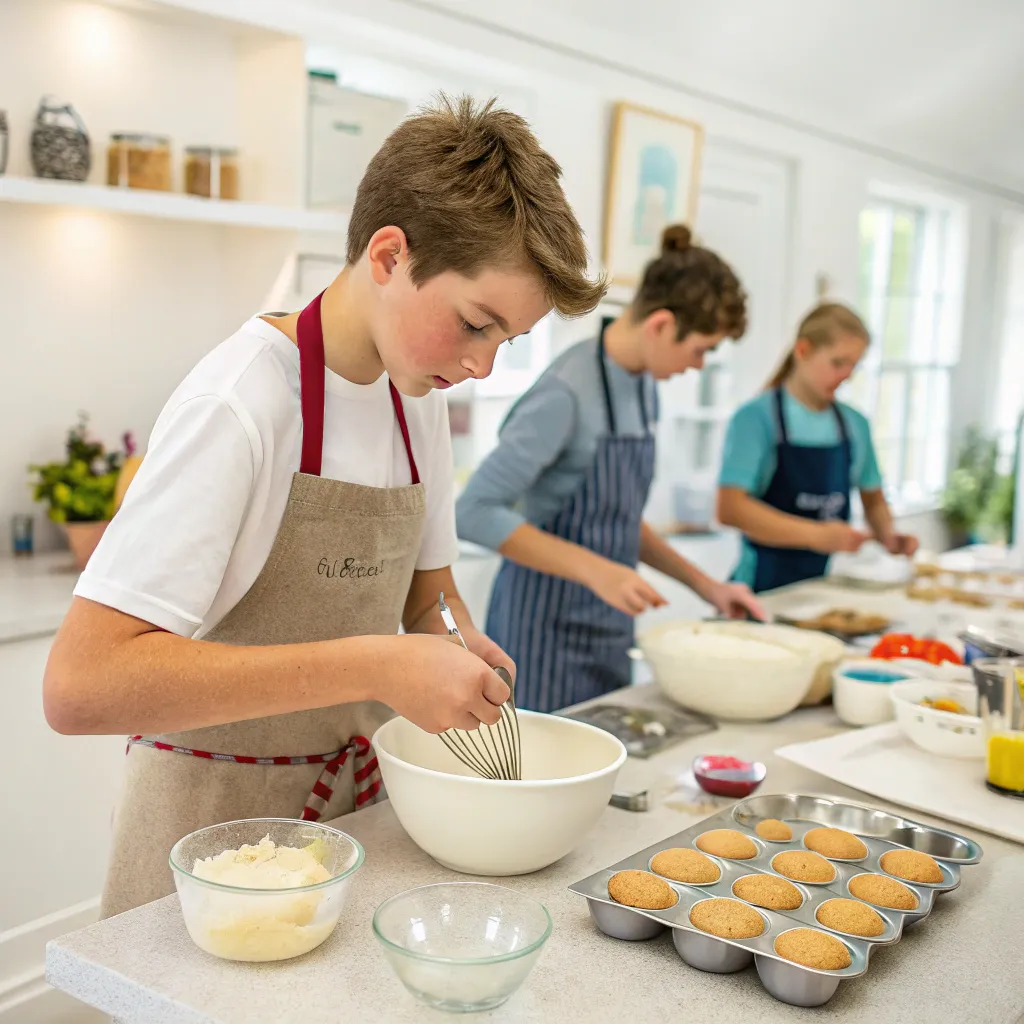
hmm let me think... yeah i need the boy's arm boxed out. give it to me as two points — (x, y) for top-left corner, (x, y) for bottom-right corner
(44, 598), (509, 736)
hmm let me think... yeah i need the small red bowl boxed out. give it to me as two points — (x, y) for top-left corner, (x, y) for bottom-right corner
(692, 755), (767, 799)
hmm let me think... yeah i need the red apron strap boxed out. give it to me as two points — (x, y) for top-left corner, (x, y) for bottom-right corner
(297, 292), (327, 477)
(389, 383), (421, 485)
(298, 291), (419, 486)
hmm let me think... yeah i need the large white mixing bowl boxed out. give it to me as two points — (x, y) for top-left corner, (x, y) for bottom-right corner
(373, 711), (626, 876)
(638, 620), (817, 721)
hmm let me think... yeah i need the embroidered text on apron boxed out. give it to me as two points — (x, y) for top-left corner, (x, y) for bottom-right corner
(485, 322), (656, 713)
(100, 292), (426, 918)
(749, 387), (852, 593)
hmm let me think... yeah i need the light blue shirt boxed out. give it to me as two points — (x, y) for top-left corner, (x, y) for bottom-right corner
(456, 337), (658, 551)
(719, 389), (882, 586)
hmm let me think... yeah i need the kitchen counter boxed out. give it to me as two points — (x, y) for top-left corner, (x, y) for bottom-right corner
(0, 552), (78, 643)
(45, 687), (1024, 1024)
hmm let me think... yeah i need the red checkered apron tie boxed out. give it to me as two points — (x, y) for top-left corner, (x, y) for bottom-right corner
(126, 734), (383, 820)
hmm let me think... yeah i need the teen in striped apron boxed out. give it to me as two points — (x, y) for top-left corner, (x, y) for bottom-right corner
(464, 225), (764, 714)
(485, 323), (655, 712)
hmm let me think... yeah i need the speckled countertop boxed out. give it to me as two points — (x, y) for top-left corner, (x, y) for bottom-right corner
(45, 689), (1024, 1024)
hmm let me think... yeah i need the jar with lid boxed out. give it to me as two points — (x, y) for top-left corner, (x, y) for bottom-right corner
(107, 134), (172, 191)
(184, 146), (239, 200)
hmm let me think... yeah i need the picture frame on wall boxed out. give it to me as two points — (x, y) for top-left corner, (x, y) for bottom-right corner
(603, 102), (705, 287)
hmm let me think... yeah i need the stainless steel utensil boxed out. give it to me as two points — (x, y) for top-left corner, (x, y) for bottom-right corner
(436, 593), (522, 781)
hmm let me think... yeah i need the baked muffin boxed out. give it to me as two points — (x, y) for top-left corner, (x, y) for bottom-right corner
(731, 873), (802, 911)
(688, 898), (764, 940)
(755, 818), (793, 842)
(608, 870), (678, 910)
(880, 849), (943, 884)
(771, 850), (837, 884)
(774, 929), (851, 970)
(847, 873), (919, 911)
(815, 898), (885, 937)
(695, 829), (758, 860)
(651, 848), (721, 885)
(804, 827), (868, 860)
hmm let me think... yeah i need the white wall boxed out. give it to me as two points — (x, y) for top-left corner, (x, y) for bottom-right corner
(4, 0), (1020, 557)
(0, 0), (309, 552)
(292, 0), (1019, 453)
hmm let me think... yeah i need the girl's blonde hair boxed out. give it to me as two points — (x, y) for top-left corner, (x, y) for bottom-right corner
(766, 302), (870, 389)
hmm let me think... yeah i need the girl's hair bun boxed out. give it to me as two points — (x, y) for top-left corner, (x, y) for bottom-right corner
(661, 223), (693, 254)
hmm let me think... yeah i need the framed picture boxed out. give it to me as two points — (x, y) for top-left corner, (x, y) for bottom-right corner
(603, 102), (705, 286)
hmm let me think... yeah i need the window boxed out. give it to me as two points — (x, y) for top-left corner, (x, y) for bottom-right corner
(993, 215), (1024, 472)
(845, 190), (965, 507)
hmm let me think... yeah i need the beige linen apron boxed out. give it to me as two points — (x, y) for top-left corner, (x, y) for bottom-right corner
(101, 293), (425, 918)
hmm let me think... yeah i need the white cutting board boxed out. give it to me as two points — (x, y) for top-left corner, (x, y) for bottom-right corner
(776, 723), (1024, 845)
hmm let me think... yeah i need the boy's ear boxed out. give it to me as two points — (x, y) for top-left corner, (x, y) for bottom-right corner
(366, 226), (411, 286)
(641, 308), (677, 342)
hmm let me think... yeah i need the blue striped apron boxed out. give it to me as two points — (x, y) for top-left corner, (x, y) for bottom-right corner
(485, 326), (656, 713)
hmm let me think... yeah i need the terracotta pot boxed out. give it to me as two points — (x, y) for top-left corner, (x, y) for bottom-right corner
(63, 520), (110, 571)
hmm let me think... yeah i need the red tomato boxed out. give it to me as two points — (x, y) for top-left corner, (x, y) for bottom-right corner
(870, 634), (961, 665)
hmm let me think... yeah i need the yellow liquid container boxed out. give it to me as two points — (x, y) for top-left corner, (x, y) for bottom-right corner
(987, 732), (1024, 795)
(979, 662), (1024, 797)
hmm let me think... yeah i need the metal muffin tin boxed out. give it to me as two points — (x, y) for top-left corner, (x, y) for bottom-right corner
(570, 792), (983, 1007)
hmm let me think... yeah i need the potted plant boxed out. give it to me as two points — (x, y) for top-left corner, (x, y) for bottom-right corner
(940, 427), (1000, 547)
(29, 414), (135, 570)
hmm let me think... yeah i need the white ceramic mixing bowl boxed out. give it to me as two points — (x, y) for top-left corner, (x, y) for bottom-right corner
(638, 620), (817, 721)
(372, 711), (626, 875)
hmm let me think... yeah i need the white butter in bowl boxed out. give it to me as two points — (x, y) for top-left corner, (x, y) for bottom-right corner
(170, 819), (364, 962)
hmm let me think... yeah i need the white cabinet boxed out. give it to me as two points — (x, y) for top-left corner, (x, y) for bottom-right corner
(0, 635), (124, 1017)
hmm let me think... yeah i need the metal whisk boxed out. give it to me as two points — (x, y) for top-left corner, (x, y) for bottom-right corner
(437, 593), (522, 781)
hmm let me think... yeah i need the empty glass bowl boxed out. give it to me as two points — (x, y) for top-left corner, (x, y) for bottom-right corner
(373, 882), (553, 1012)
(170, 818), (363, 962)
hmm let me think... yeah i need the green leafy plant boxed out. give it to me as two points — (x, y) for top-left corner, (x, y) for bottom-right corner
(29, 414), (135, 523)
(981, 472), (1016, 543)
(940, 427), (999, 534)
(941, 425), (1017, 542)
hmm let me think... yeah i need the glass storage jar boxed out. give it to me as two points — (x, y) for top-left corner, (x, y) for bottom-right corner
(184, 146), (239, 200)
(107, 134), (172, 191)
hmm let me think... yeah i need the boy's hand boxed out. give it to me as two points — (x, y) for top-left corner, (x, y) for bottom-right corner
(380, 635), (511, 734)
(458, 626), (516, 689)
(583, 559), (667, 616)
(704, 580), (768, 621)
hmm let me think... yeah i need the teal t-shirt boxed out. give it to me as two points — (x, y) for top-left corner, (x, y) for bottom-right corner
(719, 389), (882, 586)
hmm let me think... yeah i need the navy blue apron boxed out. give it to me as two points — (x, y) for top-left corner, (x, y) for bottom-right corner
(485, 325), (657, 713)
(750, 388), (852, 593)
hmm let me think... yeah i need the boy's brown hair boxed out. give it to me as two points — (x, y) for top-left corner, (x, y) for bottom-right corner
(631, 224), (747, 341)
(346, 94), (606, 317)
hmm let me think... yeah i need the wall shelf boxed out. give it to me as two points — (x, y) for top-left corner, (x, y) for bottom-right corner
(0, 176), (348, 233)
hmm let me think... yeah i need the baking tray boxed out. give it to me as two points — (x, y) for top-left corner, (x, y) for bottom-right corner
(559, 702), (717, 758)
(568, 792), (983, 1007)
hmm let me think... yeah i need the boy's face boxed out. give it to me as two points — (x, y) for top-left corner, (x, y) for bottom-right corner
(367, 229), (552, 397)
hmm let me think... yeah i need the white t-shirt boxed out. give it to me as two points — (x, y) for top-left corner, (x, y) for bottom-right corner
(75, 316), (458, 638)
